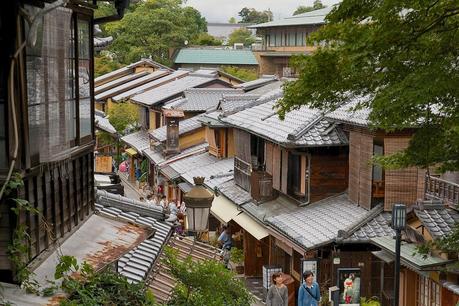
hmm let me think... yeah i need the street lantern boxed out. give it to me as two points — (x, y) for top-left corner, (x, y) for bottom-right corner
(391, 204), (407, 230)
(391, 203), (406, 306)
(183, 177), (214, 232)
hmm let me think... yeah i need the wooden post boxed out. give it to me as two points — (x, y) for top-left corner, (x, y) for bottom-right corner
(129, 156), (135, 182)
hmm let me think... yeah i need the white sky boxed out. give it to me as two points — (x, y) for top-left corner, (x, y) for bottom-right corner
(185, 0), (341, 23)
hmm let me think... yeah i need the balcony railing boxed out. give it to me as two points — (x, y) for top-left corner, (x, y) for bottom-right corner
(209, 146), (223, 158)
(425, 175), (459, 207)
(234, 157), (251, 192)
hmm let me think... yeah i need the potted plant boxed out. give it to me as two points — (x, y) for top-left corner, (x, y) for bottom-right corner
(361, 297), (381, 306)
(230, 247), (244, 274)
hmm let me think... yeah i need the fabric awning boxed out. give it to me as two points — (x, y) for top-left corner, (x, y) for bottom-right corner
(125, 148), (137, 156)
(233, 212), (269, 241)
(210, 196), (241, 224)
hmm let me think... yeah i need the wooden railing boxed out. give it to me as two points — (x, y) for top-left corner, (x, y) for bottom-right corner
(209, 146), (223, 158)
(234, 157), (251, 192)
(425, 175), (459, 207)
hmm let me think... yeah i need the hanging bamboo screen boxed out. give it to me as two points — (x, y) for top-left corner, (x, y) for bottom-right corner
(384, 137), (422, 210)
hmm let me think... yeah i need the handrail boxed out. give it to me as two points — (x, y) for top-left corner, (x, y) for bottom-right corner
(425, 175), (459, 206)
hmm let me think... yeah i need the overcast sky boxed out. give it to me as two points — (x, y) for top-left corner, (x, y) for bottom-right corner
(185, 0), (341, 23)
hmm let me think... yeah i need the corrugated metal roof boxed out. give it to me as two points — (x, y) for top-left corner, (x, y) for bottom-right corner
(174, 48), (259, 65)
(95, 59), (173, 86)
(112, 70), (189, 102)
(221, 89), (348, 147)
(95, 71), (149, 95)
(143, 142), (209, 166)
(95, 70), (170, 101)
(370, 236), (454, 271)
(164, 88), (244, 112)
(121, 130), (150, 154)
(266, 194), (373, 250)
(149, 115), (204, 142)
(182, 157), (234, 189)
(249, 6), (334, 29)
(131, 74), (223, 106)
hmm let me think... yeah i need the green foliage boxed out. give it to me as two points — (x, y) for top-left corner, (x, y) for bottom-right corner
(361, 297), (381, 306)
(238, 7), (273, 24)
(228, 28), (256, 46)
(192, 33), (222, 46)
(97, 130), (116, 147)
(280, 0), (459, 172)
(416, 224), (459, 258)
(228, 17), (237, 24)
(229, 247), (244, 265)
(4, 173), (41, 294)
(94, 53), (123, 78)
(105, 0), (207, 64)
(293, 0), (326, 15)
(108, 102), (139, 134)
(222, 66), (257, 82)
(55, 256), (156, 306)
(163, 247), (253, 306)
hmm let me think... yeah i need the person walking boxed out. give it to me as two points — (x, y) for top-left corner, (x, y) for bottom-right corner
(298, 271), (320, 306)
(266, 272), (288, 306)
(217, 225), (232, 269)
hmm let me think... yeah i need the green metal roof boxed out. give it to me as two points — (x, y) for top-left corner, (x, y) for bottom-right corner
(248, 6), (334, 29)
(174, 48), (259, 66)
(370, 236), (454, 271)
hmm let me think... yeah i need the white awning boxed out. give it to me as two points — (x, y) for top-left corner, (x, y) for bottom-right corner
(210, 195), (241, 224)
(233, 212), (269, 241)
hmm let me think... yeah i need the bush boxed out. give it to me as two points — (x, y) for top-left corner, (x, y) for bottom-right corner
(230, 247), (244, 265)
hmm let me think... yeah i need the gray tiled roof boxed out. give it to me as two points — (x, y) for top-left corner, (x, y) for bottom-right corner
(131, 73), (222, 106)
(95, 190), (172, 283)
(143, 142), (209, 165)
(164, 88), (244, 112)
(112, 70), (189, 102)
(326, 97), (371, 127)
(149, 115), (204, 142)
(414, 205), (459, 240)
(219, 94), (260, 115)
(196, 111), (227, 128)
(266, 194), (373, 250)
(95, 70), (170, 101)
(235, 76), (278, 91)
(95, 113), (117, 134)
(160, 165), (181, 180)
(243, 195), (299, 223)
(345, 213), (395, 243)
(168, 152), (218, 176)
(217, 179), (252, 206)
(221, 90), (348, 147)
(181, 157), (234, 189)
(121, 130), (150, 154)
(246, 80), (284, 95)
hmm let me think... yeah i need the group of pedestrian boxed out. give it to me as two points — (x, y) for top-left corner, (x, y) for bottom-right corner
(266, 270), (320, 306)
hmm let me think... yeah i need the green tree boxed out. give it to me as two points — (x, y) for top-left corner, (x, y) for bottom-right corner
(222, 66), (258, 82)
(280, 0), (459, 172)
(228, 28), (255, 46)
(228, 17), (237, 24)
(105, 0), (207, 65)
(238, 7), (273, 24)
(95, 53), (123, 78)
(108, 103), (139, 165)
(163, 247), (253, 306)
(293, 0), (326, 15)
(192, 33), (222, 46)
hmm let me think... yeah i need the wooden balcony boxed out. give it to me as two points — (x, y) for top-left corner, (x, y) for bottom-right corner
(425, 175), (459, 207)
(209, 146), (223, 158)
(234, 157), (251, 192)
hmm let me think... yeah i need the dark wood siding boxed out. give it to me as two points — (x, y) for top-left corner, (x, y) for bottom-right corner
(309, 147), (349, 203)
(234, 129), (252, 191)
(272, 145), (281, 190)
(0, 151), (94, 274)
